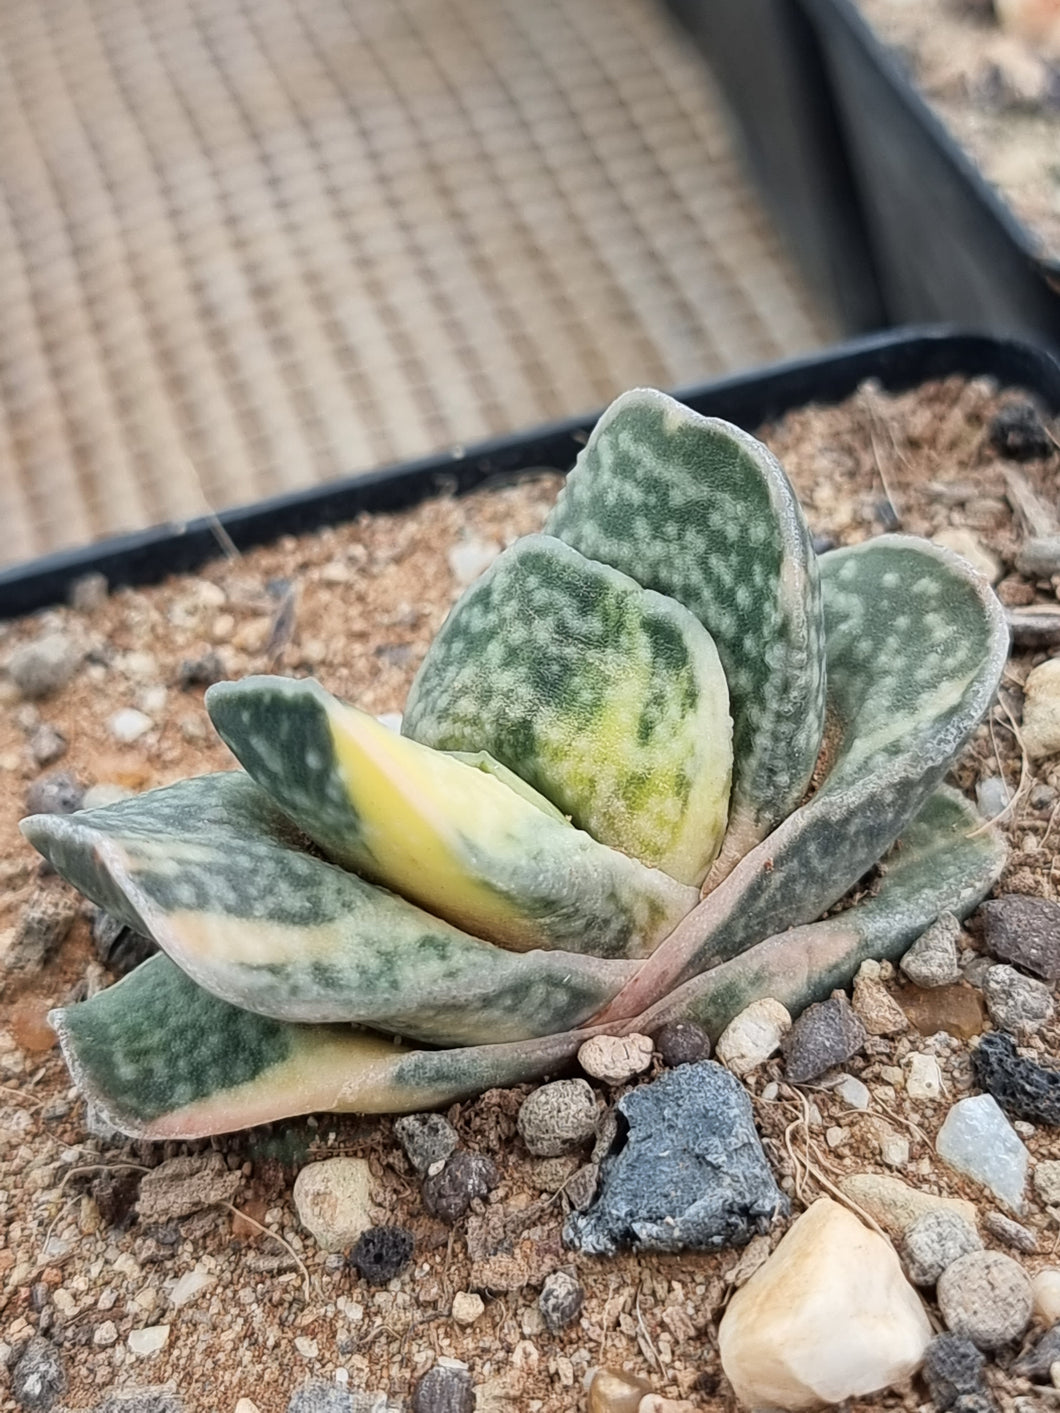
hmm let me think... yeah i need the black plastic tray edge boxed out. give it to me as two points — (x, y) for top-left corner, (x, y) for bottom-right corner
(3, 328), (1059, 623)
(798, 0), (1060, 339)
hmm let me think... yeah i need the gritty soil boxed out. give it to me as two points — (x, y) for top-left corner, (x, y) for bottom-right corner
(2, 373), (1060, 1413)
(856, 0), (1060, 261)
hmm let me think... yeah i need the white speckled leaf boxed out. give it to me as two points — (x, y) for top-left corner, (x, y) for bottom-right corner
(596, 536), (1008, 1020)
(637, 786), (1006, 1038)
(22, 774), (632, 1045)
(544, 389), (825, 880)
(403, 534), (733, 886)
(205, 676), (696, 958)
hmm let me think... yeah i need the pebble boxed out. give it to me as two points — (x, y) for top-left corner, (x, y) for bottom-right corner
(24, 770), (83, 816)
(879, 1132), (909, 1168)
(538, 1271), (584, 1332)
(932, 528), (1001, 583)
(983, 964), (1054, 1035)
(975, 894), (1060, 981)
(448, 538), (500, 586)
(69, 571), (109, 612)
(11, 1336), (66, 1411)
(901, 1209), (982, 1286)
(517, 1079), (598, 1157)
(95, 1392), (185, 1413)
(293, 1159), (373, 1251)
(80, 783), (135, 810)
(138, 1153), (242, 1223)
(91, 908), (156, 976)
(936, 1250), (1033, 1349)
(936, 1093), (1029, 1212)
(852, 967), (909, 1036)
(450, 1291), (484, 1326)
(719, 1199), (931, 1410)
(6, 632), (81, 700)
(654, 1019), (710, 1067)
(294, 1337), (318, 1360)
(127, 1326), (169, 1356)
(976, 774), (1012, 818)
(1033, 1268), (1060, 1324)
(904, 1052), (943, 1101)
(349, 1225), (413, 1284)
(393, 1113), (458, 1175)
(422, 1151), (499, 1224)
(411, 1364), (474, 1413)
(7, 887), (78, 974)
(176, 652), (227, 689)
(989, 400), (1055, 460)
(1013, 1323), (1060, 1381)
(586, 1369), (654, 1413)
(838, 1173), (977, 1237)
(28, 724), (67, 768)
(169, 1266), (214, 1308)
(922, 1334), (987, 1410)
(836, 1074), (871, 1110)
(781, 991), (867, 1083)
(972, 1031), (1060, 1124)
(715, 998), (791, 1076)
(286, 1388), (356, 1413)
(1017, 534), (1060, 578)
(900, 914), (963, 987)
(93, 1320), (118, 1348)
(898, 982), (986, 1040)
(107, 708), (154, 744)
(565, 1061), (787, 1256)
(983, 1210), (1038, 1252)
(234, 1402), (262, 1413)
(1022, 658), (1060, 758)
(1035, 1158), (1060, 1205)
(578, 1033), (653, 1085)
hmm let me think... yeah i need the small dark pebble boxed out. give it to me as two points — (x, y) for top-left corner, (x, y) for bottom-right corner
(24, 770), (83, 816)
(781, 991), (866, 1083)
(91, 1167), (143, 1229)
(29, 1283), (49, 1313)
(176, 652), (227, 689)
(811, 533), (837, 555)
(655, 1020), (711, 1067)
(973, 894), (1060, 981)
(922, 1333), (986, 1411)
(412, 1365), (475, 1413)
(950, 1396), (998, 1413)
(91, 908), (157, 976)
(972, 1031), (1060, 1125)
(394, 1112), (459, 1175)
(988, 400), (1056, 461)
(422, 1151), (499, 1224)
(349, 1224), (414, 1284)
(692, 1371), (719, 1396)
(1013, 1323), (1060, 1381)
(28, 724), (67, 768)
(538, 1270), (584, 1332)
(11, 1336), (66, 1412)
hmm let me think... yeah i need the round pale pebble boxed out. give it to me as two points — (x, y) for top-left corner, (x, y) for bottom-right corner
(936, 1250), (1033, 1350)
(1022, 659), (1060, 760)
(715, 998), (792, 1077)
(1033, 1268), (1060, 1325)
(292, 1158), (374, 1252)
(517, 1079), (598, 1157)
(578, 1033), (654, 1086)
(451, 1291), (485, 1326)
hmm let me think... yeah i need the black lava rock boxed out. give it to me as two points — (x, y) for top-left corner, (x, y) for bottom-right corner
(655, 1020), (711, 1067)
(412, 1365), (475, 1413)
(971, 1031), (1060, 1125)
(564, 1060), (788, 1256)
(922, 1334), (986, 1411)
(349, 1224), (414, 1284)
(24, 771), (83, 816)
(11, 1337), (66, 1412)
(781, 991), (866, 1083)
(988, 400), (1055, 461)
(422, 1152), (499, 1224)
(91, 908), (157, 977)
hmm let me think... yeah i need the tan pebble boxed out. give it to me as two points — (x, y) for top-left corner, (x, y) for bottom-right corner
(1022, 659), (1060, 759)
(587, 1367), (655, 1413)
(93, 1320), (118, 1348)
(853, 972), (908, 1036)
(233, 617), (272, 654)
(294, 1336), (318, 1359)
(838, 1173), (977, 1238)
(292, 1157), (373, 1251)
(1051, 1360), (1060, 1390)
(451, 1291), (485, 1326)
(638, 1399), (698, 1413)
(715, 998), (792, 1076)
(578, 1033), (654, 1085)
(234, 1401), (262, 1413)
(210, 613), (236, 643)
(931, 528), (1002, 584)
(1033, 1268), (1060, 1324)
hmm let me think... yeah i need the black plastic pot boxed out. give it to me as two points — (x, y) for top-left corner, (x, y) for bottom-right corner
(1, 328), (1058, 623)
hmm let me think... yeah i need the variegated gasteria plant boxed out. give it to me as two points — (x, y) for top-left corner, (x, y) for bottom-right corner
(22, 391), (1009, 1140)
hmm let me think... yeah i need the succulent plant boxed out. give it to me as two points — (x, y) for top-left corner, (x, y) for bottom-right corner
(23, 391), (1009, 1139)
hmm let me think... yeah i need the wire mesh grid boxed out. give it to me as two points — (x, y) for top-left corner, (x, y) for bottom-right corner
(0, 0), (833, 569)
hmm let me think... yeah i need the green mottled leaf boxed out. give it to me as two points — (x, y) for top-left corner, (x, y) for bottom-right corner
(49, 956), (586, 1139)
(206, 676), (696, 958)
(544, 389), (825, 880)
(597, 536), (1008, 1020)
(403, 534), (733, 886)
(637, 786), (1005, 1038)
(22, 773), (632, 1045)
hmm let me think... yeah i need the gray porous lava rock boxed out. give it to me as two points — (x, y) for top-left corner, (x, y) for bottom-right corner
(11, 1337), (66, 1412)
(394, 1113), (458, 1175)
(564, 1060), (787, 1256)
(921, 1334), (987, 1411)
(780, 991), (866, 1083)
(975, 894), (1060, 981)
(901, 1209), (982, 1287)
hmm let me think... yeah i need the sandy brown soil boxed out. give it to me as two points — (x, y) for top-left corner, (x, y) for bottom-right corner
(2, 373), (1060, 1412)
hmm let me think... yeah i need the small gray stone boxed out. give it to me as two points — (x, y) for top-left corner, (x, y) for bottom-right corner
(69, 572), (109, 613)
(983, 1210), (1038, 1252)
(936, 1093), (1029, 1213)
(1013, 1323), (1060, 1380)
(517, 1079), (598, 1158)
(286, 1387), (356, 1413)
(28, 724), (67, 768)
(539, 1271), (584, 1332)
(983, 964), (1054, 1035)
(975, 775), (1011, 819)
(901, 1209), (982, 1286)
(11, 1337), (66, 1411)
(1035, 1159), (1060, 1206)
(565, 1060), (787, 1256)
(6, 632), (81, 700)
(901, 914), (963, 988)
(7, 886), (78, 975)
(781, 991), (867, 1083)
(24, 770), (83, 816)
(1016, 535), (1060, 578)
(922, 1333), (986, 1411)
(394, 1113), (458, 1175)
(94, 1391), (185, 1413)
(975, 895), (1060, 981)
(411, 1365), (474, 1413)
(937, 1250), (1033, 1349)
(422, 1152), (498, 1225)
(565, 1163), (599, 1212)
(108, 708), (153, 744)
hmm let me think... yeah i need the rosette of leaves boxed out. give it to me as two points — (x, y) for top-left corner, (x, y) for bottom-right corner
(23, 391), (1009, 1139)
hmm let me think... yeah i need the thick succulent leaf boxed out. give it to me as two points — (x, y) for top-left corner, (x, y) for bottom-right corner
(543, 389), (825, 880)
(49, 956), (586, 1139)
(596, 537), (1008, 1021)
(21, 773), (632, 1045)
(206, 676), (696, 958)
(403, 534), (733, 886)
(638, 786), (1005, 1038)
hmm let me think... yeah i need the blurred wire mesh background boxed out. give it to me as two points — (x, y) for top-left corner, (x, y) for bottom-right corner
(0, 0), (833, 569)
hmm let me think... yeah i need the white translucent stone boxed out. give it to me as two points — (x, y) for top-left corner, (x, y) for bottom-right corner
(127, 1324), (169, 1356)
(169, 1265), (215, 1308)
(836, 1075), (871, 1111)
(936, 1094), (1028, 1213)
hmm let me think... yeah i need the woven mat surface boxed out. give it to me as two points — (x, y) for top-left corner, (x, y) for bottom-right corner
(0, 0), (833, 569)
